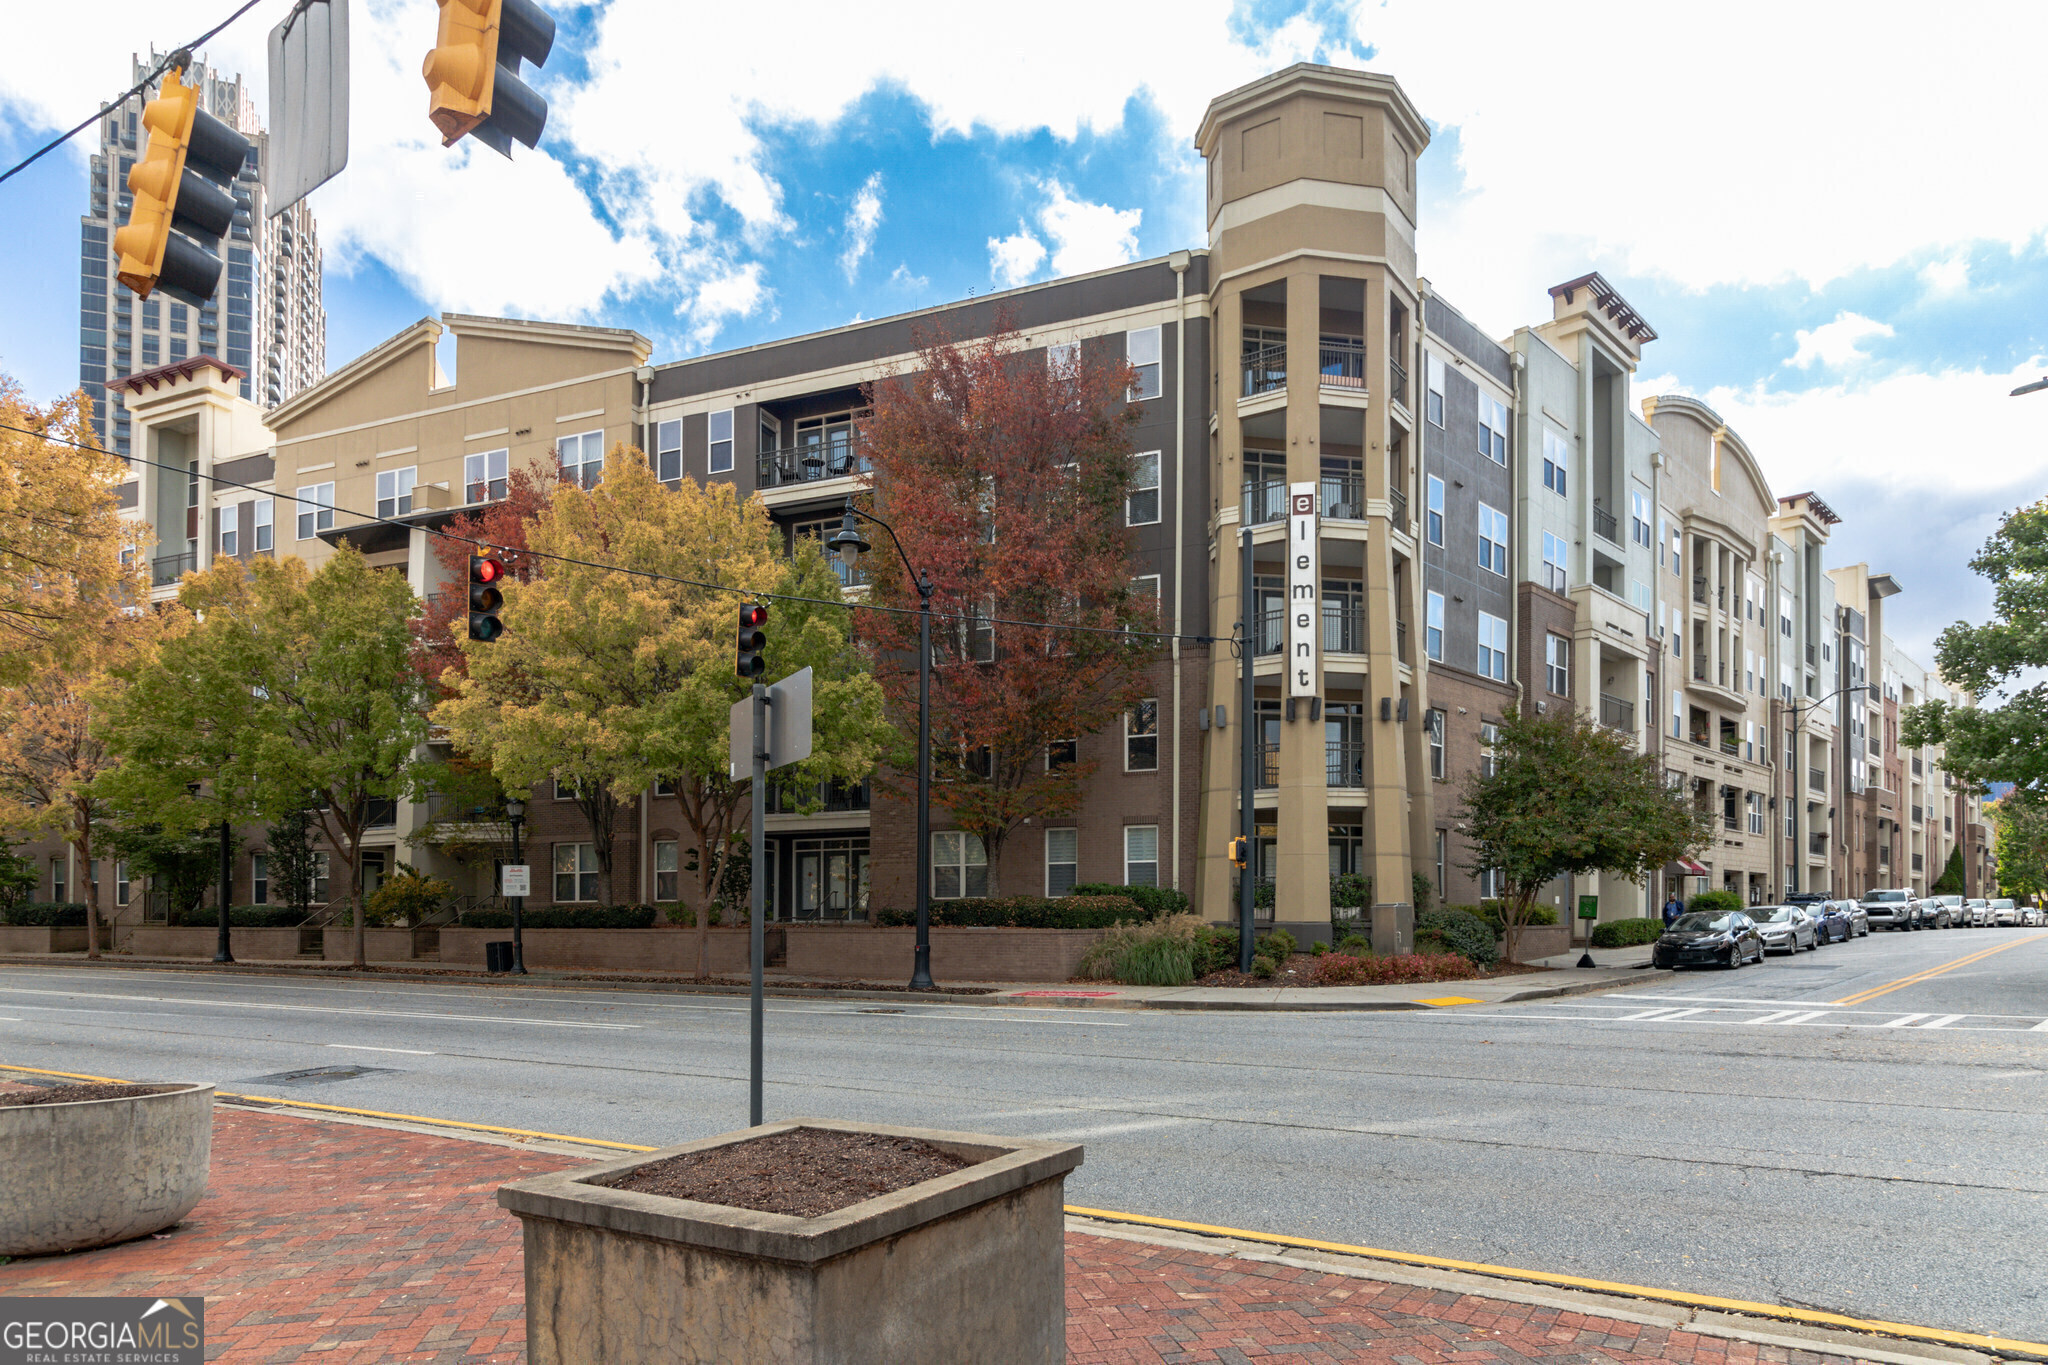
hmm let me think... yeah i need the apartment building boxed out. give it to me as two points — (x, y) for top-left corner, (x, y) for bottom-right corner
(80, 50), (325, 457)
(1768, 494), (1842, 897)
(1828, 564), (1895, 892)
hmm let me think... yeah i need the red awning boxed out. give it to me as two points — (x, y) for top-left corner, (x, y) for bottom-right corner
(1675, 858), (1709, 875)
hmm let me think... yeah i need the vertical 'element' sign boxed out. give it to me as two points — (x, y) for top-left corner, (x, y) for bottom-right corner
(1287, 482), (1318, 697)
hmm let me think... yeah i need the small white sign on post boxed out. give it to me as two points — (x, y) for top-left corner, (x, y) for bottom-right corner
(501, 864), (531, 897)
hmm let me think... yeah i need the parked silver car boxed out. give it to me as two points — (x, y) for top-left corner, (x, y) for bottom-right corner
(1965, 898), (1992, 926)
(1924, 893), (1966, 928)
(1990, 898), (2021, 926)
(1754, 905), (1821, 954)
(1861, 888), (1917, 930)
(2023, 904), (2046, 927)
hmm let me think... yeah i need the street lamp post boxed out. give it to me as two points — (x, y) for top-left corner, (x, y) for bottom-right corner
(828, 501), (936, 991)
(217, 815), (233, 964)
(505, 799), (528, 975)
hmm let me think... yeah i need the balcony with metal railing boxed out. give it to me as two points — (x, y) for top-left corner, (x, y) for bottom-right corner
(1599, 692), (1635, 733)
(152, 552), (195, 587)
(1388, 485), (1408, 533)
(1326, 741), (1366, 788)
(1395, 618), (1409, 663)
(758, 435), (866, 488)
(1385, 354), (1406, 403)
(1809, 767), (1827, 792)
(1259, 742), (1279, 789)
(1244, 479), (1286, 526)
(767, 777), (871, 815)
(1242, 344), (1287, 399)
(1254, 607), (1283, 656)
(1810, 833), (1829, 857)
(1593, 505), (1620, 544)
(1322, 604), (1366, 654)
(1692, 577), (1709, 605)
(1322, 473), (1364, 520)
(1320, 340), (1367, 393)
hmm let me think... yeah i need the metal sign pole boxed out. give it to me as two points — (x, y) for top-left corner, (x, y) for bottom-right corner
(750, 681), (768, 1128)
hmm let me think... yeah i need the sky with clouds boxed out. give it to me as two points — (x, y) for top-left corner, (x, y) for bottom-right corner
(2, 0), (2044, 673)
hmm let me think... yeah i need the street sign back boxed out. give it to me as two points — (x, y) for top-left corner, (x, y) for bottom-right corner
(729, 667), (815, 778)
(267, 0), (351, 215)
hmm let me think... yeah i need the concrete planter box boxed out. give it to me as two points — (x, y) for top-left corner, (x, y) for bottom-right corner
(437, 926), (752, 973)
(123, 925), (307, 960)
(783, 925), (1106, 982)
(499, 1118), (1082, 1364)
(0, 1083), (214, 1257)
(322, 926), (417, 961)
(1504, 924), (1569, 962)
(0, 926), (103, 954)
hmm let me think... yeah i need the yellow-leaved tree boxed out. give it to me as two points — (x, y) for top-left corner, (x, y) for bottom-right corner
(437, 453), (888, 977)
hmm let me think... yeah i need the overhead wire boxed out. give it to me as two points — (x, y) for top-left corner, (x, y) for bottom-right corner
(0, 0), (276, 188)
(0, 419), (1234, 649)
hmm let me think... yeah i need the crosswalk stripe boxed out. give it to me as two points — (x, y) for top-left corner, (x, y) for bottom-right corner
(1745, 1010), (1800, 1025)
(1773, 1010), (1830, 1025)
(1920, 1014), (1967, 1029)
(1880, 1013), (1933, 1028)
(2033, 1019), (2048, 1032)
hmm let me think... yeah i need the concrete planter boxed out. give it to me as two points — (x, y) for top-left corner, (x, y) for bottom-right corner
(499, 1118), (1083, 1364)
(0, 1083), (214, 1257)
(783, 925), (1107, 982)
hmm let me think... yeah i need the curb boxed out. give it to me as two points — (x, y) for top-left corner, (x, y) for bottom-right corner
(1139, 997), (1432, 1011)
(1501, 967), (1673, 1002)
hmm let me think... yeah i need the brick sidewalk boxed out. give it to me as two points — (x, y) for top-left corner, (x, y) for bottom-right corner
(0, 1104), (1888, 1365)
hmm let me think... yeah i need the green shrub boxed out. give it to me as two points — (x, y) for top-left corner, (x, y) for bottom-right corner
(1118, 934), (1196, 986)
(874, 894), (1144, 929)
(0, 902), (87, 926)
(1250, 955), (1277, 979)
(660, 902), (722, 927)
(1070, 884), (1188, 918)
(1309, 940), (1329, 956)
(1456, 902), (1557, 931)
(1253, 882), (1274, 910)
(1336, 932), (1372, 956)
(1590, 917), (1665, 948)
(1077, 915), (1204, 984)
(1192, 923), (1239, 977)
(1255, 928), (1297, 961)
(365, 865), (453, 927)
(458, 904), (658, 929)
(1685, 890), (1744, 917)
(1412, 872), (1435, 913)
(1331, 872), (1373, 909)
(1415, 908), (1499, 968)
(1309, 951), (1475, 985)
(1414, 929), (1451, 956)
(166, 904), (303, 927)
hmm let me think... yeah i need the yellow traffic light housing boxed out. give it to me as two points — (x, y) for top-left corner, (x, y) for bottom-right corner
(1227, 836), (1249, 869)
(113, 63), (252, 306)
(424, 0), (556, 155)
(113, 68), (198, 298)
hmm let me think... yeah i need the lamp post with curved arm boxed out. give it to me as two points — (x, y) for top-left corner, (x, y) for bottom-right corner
(827, 500), (937, 990)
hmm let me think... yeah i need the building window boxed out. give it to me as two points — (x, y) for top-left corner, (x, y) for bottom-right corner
(375, 465), (417, 519)
(1478, 866), (1502, 899)
(1124, 825), (1159, 887)
(1426, 474), (1444, 546)
(654, 841), (679, 902)
(1477, 612), (1507, 681)
(1541, 530), (1568, 594)
(51, 857), (66, 903)
(1047, 738), (1077, 771)
(553, 843), (599, 902)
(1426, 353), (1445, 427)
(1478, 396), (1507, 464)
(1426, 590), (1444, 661)
(656, 419), (682, 482)
(1658, 515), (1667, 567)
(1126, 699), (1159, 771)
(1631, 490), (1652, 547)
(1780, 590), (1794, 639)
(1546, 634), (1570, 695)
(708, 409), (733, 474)
(1127, 452), (1161, 526)
(932, 830), (988, 899)
(1046, 828), (1078, 896)
(1670, 525), (1683, 577)
(1480, 721), (1501, 778)
(561, 430), (605, 489)
(253, 497), (273, 551)
(465, 448), (508, 503)
(1632, 579), (1652, 613)
(295, 482), (334, 539)
(1748, 793), (1766, 835)
(1672, 690), (1683, 739)
(1477, 504), (1507, 576)
(1127, 326), (1162, 401)
(220, 516), (237, 557)
(1542, 428), (1568, 496)
(310, 852), (329, 903)
(1047, 341), (1078, 374)
(1435, 829), (1447, 893)
(1428, 711), (1445, 779)
(115, 861), (131, 906)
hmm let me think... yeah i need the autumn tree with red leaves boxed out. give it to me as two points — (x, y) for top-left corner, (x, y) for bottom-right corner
(858, 324), (1160, 884)
(414, 464), (555, 686)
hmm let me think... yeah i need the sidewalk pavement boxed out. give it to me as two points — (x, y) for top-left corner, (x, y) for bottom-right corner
(0, 1089), (1919, 1365)
(1525, 945), (1656, 971)
(0, 951), (1668, 1011)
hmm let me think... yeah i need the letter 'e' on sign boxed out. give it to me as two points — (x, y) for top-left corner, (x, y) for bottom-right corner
(1286, 481), (1319, 698)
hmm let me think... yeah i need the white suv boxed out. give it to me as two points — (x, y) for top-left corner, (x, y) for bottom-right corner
(1861, 888), (1917, 930)
(1990, 898), (2021, 926)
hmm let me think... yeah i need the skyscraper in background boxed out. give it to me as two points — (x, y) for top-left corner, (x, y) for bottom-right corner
(79, 50), (324, 455)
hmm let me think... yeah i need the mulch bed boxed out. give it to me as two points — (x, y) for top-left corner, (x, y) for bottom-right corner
(0, 1082), (176, 1108)
(604, 1127), (975, 1218)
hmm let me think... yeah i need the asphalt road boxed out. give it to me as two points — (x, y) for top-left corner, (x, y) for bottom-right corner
(3, 925), (2045, 1342)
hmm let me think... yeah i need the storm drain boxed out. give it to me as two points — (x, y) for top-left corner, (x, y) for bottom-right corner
(239, 1064), (399, 1087)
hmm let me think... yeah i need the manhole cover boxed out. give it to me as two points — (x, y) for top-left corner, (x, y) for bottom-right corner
(857, 1008), (906, 1015)
(240, 1064), (397, 1087)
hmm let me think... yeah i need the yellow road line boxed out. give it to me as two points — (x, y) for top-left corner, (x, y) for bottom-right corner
(1833, 933), (2046, 1006)
(11, 1064), (2043, 1356)
(1064, 1205), (2048, 1357)
(0, 1062), (656, 1152)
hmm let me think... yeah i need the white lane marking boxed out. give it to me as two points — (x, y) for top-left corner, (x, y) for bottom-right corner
(0, 987), (636, 1030)
(1770, 1010), (1831, 1025)
(813, 1009), (1129, 1028)
(1613, 1007), (1687, 1021)
(1880, 1013), (1934, 1028)
(2033, 1020), (2048, 1032)
(1594, 993), (1853, 1009)
(1919, 1014), (1967, 1030)
(328, 1044), (437, 1055)
(1744, 1011), (1802, 1026)
(1418, 1012), (2048, 1035)
(1024, 1116), (1193, 1141)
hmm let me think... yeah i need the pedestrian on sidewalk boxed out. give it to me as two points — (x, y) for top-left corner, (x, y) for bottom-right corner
(1662, 893), (1683, 927)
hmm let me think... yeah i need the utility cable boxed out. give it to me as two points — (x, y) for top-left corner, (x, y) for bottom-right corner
(0, 419), (1234, 648)
(0, 0), (275, 188)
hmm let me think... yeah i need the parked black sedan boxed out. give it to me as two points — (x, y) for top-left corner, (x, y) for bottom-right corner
(1651, 910), (1767, 970)
(1802, 901), (1851, 943)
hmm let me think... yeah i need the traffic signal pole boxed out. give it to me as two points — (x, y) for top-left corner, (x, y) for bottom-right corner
(749, 680), (768, 1128)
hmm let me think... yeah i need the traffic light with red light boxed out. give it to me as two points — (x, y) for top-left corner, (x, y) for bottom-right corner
(423, 0), (557, 156)
(469, 553), (507, 641)
(736, 603), (768, 678)
(114, 64), (255, 306)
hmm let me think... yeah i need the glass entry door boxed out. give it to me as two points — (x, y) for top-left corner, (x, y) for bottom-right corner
(789, 837), (869, 921)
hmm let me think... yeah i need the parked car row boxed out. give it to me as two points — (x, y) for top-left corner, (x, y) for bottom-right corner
(1654, 890), (2040, 970)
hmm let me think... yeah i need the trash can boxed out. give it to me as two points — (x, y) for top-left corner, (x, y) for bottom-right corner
(486, 940), (515, 973)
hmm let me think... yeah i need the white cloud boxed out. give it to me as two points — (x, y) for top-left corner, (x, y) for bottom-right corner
(888, 264), (929, 290)
(840, 173), (883, 281)
(1785, 312), (1894, 370)
(1920, 252), (1971, 297)
(1037, 180), (1142, 277)
(687, 264), (769, 345)
(988, 230), (1048, 288)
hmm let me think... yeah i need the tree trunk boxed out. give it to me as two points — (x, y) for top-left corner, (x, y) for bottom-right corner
(75, 813), (99, 961)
